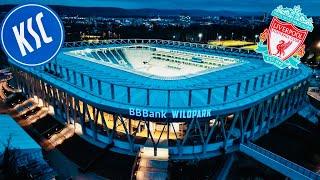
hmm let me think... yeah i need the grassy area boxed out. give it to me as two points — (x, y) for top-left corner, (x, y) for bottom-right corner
(208, 40), (254, 47)
(241, 45), (258, 51)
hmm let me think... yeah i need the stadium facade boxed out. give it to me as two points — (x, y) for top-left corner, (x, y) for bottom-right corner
(9, 39), (312, 160)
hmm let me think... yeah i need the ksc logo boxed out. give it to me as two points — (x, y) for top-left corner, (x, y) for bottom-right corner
(1, 4), (64, 66)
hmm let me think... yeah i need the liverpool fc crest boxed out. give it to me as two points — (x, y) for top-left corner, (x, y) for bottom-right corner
(256, 5), (314, 69)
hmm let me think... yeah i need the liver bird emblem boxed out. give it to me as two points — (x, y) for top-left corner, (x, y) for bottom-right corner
(273, 40), (292, 57)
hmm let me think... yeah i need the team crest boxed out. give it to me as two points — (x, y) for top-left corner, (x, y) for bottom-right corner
(256, 5), (313, 69)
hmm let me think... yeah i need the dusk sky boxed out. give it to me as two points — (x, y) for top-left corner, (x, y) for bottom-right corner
(1, 0), (320, 15)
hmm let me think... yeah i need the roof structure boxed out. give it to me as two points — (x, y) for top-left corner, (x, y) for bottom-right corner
(10, 39), (312, 119)
(0, 115), (40, 154)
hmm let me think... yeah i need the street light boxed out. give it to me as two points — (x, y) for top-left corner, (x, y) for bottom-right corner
(243, 36), (247, 41)
(316, 41), (320, 49)
(231, 32), (234, 40)
(315, 41), (320, 54)
(198, 33), (203, 42)
(218, 35), (222, 45)
(255, 34), (259, 44)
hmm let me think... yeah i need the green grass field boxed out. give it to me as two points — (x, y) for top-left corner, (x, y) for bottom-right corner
(241, 45), (258, 50)
(208, 40), (254, 47)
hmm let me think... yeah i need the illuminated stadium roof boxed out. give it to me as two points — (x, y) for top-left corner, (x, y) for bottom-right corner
(57, 44), (269, 89)
(66, 45), (244, 79)
(11, 39), (312, 118)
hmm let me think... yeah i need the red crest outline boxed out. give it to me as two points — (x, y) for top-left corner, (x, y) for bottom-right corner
(267, 17), (308, 61)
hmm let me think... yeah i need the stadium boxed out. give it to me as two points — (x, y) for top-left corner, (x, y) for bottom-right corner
(8, 39), (312, 161)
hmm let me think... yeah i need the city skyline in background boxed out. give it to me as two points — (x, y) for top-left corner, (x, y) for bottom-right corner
(1, 0), (320, 15)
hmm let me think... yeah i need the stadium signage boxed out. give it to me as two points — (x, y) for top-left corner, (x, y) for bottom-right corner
(129, 108), (212, 119)
(256, 5), (313, 69)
